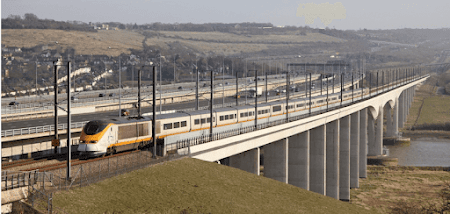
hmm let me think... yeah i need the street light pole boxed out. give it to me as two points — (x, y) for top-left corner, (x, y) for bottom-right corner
(35, 61), (38, 96)
(159, 55), (162, 113)
(119, 57), (122, 117)
(66, 61), (72, 181)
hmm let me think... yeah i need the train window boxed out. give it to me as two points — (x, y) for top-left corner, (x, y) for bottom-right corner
(250, 111), (254, 116)
(297, 104), (305, 107)
(229, 114), (233, 119)
(84, 121), (109, 135)
(181, 121), (187, 127)
(207, 118), (211, 123)
(244, 112), (248, 117)
(225, 115), (229, 120)
(201, 118), (206, 124)
(272, 105), (281, 112)
(258, 110), (262, 115)
(174, 122), (180, 128)
(164, 123), (172, 130)
(240, 113), (244, 117)
(317, 100), (323, 103)
(194, 119), (200, 125)
(220, 116), (224, 121)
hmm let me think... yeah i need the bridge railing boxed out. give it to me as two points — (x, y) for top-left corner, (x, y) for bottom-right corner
(1, 170), (41, 191)
(172, 74), (428, 151)
(1, 121), (89, 138)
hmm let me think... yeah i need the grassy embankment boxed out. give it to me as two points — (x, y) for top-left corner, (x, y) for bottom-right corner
(401, 72), (450, 139)
(52, 158), (378, 214)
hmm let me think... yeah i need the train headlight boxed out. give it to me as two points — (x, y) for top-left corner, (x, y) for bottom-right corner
(80, 140), (85, 144)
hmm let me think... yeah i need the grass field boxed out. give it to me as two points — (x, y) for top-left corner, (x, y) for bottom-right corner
(351, 166), (450, 213)
(405, 73), (450, 128)
(158, 31), (345, 44)
(2, 29), (343, 57)
(1, 29), (143, 56)
(52, 158), (378, 214)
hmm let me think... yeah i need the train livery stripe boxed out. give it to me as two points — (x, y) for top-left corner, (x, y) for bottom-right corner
(80, 123), (114, 143)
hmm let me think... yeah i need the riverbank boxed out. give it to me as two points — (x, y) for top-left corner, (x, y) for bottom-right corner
(350, 165), (450, 213)
(402, 130), (450, 140)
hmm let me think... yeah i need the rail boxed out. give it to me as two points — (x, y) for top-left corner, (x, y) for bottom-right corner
(1, 121), (89, 137)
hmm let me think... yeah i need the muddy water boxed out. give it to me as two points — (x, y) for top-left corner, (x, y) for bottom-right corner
(385, 138), (450, 167)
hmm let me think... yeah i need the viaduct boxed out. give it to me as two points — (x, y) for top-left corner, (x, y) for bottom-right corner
(186, 74), (427, 201)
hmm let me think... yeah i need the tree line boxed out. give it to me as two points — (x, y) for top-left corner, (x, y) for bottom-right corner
(2, 13), (96, 32)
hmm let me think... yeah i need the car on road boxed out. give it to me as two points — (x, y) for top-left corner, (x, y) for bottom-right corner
(8, 101), (19, 106)
(109, 93), (115, 97)
(121, 109), (130, 116)
(99, 93), (105, 97)
(71, 96), (79, 101)
(178, 86), (183, 90)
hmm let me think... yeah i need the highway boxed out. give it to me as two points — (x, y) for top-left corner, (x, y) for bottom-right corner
(1, 75), (359, 131)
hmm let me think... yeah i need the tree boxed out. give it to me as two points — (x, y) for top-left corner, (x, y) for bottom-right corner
(24, 13), (38, 21)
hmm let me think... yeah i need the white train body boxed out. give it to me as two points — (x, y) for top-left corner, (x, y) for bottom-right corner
(78, 89), (364, 156)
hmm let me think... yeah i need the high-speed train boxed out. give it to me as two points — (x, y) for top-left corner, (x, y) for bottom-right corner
(78, 89), (364, 156)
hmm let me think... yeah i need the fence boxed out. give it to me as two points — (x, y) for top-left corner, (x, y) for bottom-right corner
(11, 150), (184, 213)
(1, 121), (89, 137)
(172, 74), (427, 151)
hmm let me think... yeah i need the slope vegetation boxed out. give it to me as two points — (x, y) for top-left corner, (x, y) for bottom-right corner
(53, 158), (378, 214)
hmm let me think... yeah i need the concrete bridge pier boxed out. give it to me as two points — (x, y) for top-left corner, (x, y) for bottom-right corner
(229, 147), (260, 175)
(393, 97), (399, 137)
(374, 106), (384, 156)
(406, 88), (410, 118)
(263, 138), (288, 183)
(339, 115), (351, 201)
(402, 91), (407, 125)
(310, 125), (326, 195)
(326, 120), (340, 199)
(359, 108), (368, 178)
(385, 105), (393, 137)
(350, 111), (360, 188)
(367, 112), (376, 156)
(399, 92), (405, 128)
(288, 131), (310, 190)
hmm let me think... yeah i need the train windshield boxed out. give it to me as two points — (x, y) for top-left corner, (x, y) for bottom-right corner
(83, 121), (109, 135)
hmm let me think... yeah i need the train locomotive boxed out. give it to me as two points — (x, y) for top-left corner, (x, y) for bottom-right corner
(78, 89), (363, 156)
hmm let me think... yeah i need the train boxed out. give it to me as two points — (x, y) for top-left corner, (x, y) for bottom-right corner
(78, 88), (364, 157)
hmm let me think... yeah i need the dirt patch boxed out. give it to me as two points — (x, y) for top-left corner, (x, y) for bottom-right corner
(351, 166), (450, 213)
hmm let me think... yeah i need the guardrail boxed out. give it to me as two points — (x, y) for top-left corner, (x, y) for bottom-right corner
(1, 121), (89, 138)
(171, 75), (427, 151)
(0, 78), (360, 136)
(1, 76), (318, 115)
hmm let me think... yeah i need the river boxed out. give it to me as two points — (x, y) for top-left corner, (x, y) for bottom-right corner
(385, 138), (450, 167)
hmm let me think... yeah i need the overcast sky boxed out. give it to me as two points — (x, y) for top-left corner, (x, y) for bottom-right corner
(2, 0), (449, 30)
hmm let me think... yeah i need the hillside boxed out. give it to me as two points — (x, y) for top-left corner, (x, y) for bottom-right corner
(1, 28), (345, 57)
(1, 29), (144, 56)
(52, 158), (379, 214)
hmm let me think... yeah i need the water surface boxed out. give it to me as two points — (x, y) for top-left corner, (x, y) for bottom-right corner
(386, 138), (450, 167)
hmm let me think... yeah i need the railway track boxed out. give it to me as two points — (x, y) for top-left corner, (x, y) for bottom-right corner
(18, 150), (141, 172)
(2, 150), (141, 173)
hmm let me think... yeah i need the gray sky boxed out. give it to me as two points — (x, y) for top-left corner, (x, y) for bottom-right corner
(2, 0), (449, 30)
